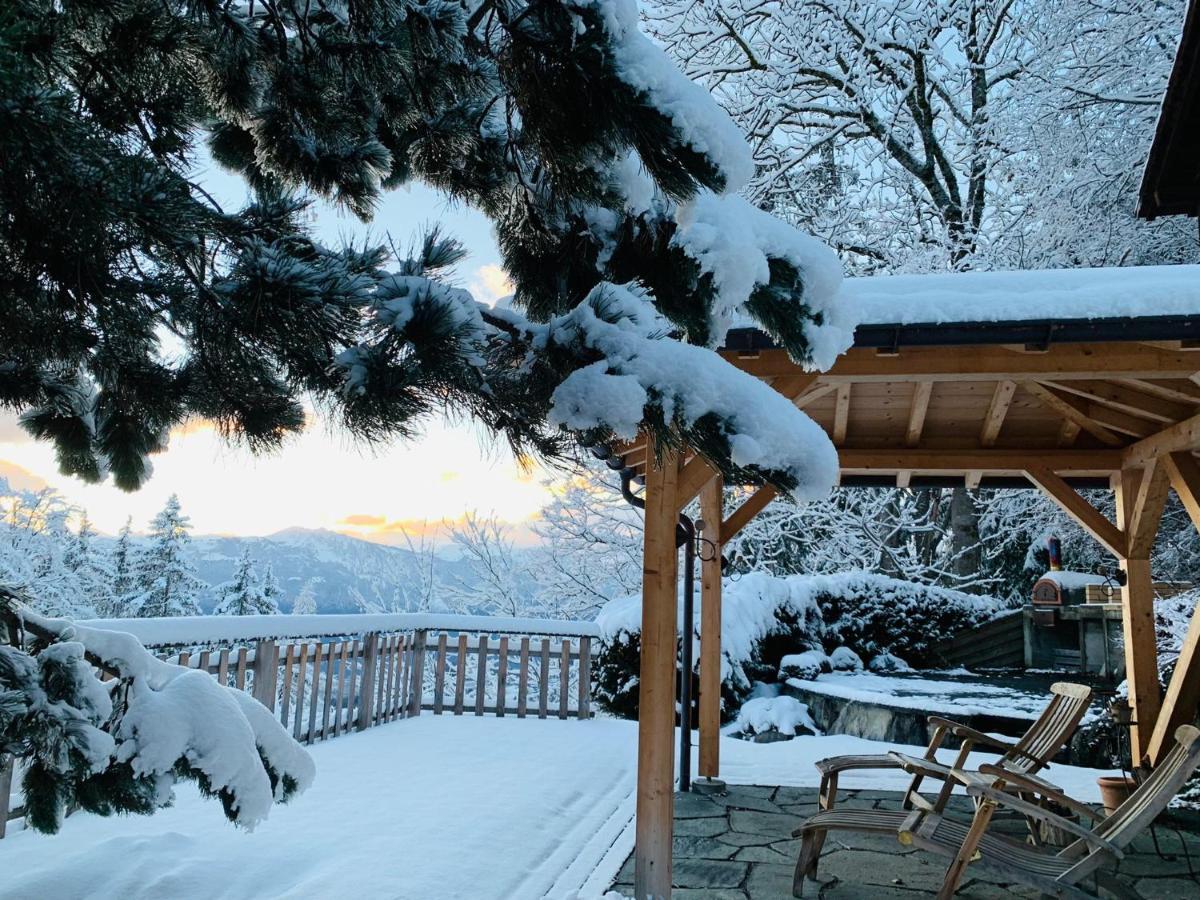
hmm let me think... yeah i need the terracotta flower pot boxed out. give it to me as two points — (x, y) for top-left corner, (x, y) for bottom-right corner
(1096, 775), (1137, 816)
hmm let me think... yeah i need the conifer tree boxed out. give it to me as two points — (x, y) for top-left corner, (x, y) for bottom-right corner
(108, 517), (138, 617)
(131, 495), (204, 617)
(259, 563), (284, 615)
(213, 548), (276, 616)
(291, 578), (319, 616)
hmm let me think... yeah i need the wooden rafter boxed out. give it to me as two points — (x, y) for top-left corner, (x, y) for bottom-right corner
(1023, 466), (1126, 558)
(1049, 380), (1191, 424)
(768, 373), (820, 401)
(793, 383), (836, 409)
(833, 384), (851, 447)
(721, 485), (778, 543)
(1038, 386), (1156, 438)
(1117, 378), (1200, 405)
(905, 382), (933, 448)
(979, 380), (1016, 447)
(1021, 382), (1124, 446)
(1164, 451), (1200, 532)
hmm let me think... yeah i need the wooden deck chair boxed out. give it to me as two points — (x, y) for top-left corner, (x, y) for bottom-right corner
(905, 724), (1200, 899)
(797, 682), (1092, 886)
(793, 725), (1200, 899)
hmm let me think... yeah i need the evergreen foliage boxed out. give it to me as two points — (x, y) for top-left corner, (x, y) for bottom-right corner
(213, 548), (278, 616)
(0, 0), (848, 499)
(129, 495), (205, 617)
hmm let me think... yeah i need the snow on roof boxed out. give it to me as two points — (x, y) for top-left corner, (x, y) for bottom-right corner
(847, 264), (1200, 326)
(1036, 570), (1109, 589)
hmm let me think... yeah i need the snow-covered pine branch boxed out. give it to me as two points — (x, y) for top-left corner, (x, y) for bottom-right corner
(3, 0), (855, 505)
(0, 587), (314, 835)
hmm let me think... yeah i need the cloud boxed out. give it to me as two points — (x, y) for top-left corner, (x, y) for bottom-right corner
(468, 264), (515, 306)
(0, 460), (48, 492)
(0, 413), (31, 445)
(339, 513), (388, 527)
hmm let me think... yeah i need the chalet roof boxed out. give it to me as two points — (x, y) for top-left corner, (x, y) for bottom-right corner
(1138, 0), (1200, 218)
(727, 264), (1200, 352)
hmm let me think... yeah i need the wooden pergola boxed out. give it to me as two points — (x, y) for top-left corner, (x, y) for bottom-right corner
(615, 282), (1200, 898)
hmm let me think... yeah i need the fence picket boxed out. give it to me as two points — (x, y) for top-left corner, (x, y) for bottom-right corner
(198, 649), (211, 675)
(346, 640), (361, 732)
(217, 648), (230, 687)
(235, 647), (248, 691)
(578, 637), (591, 719)
(559, 639), (571, 719)
(321, 641), (339, 739)
(408, 631), (426, 717)
(454, 634), (468, 715)
(293, 642), (309, 740)
(474, 635), (488, 716)
(496, 636), (508, 717)
(538, 639), (550, 719)
(434, 633), (448, 714)
(280, 643), (296, 726)
(357, 634), (377, 730)
(307, 642), (323, 743)
(517, 638), (530, 718)
(335, 641), (350, 735)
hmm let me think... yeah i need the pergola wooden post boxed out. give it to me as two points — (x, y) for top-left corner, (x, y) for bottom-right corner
(698, 476), (723, 782)
(634, 441), (680, 900)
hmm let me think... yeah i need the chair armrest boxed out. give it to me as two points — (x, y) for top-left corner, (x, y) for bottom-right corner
(965, 783), (1122, 859)
(947, 723), (1019, 753)
(976, 764), (1100, 822)
(887, 751), (952, 782)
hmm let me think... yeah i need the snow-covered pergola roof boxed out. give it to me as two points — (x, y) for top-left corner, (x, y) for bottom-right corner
(611, 265), (1200, 892)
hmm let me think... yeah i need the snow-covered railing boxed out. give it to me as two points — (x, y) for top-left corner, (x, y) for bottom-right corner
(89, 613), (598, 736)
(1, 613), (597, 837)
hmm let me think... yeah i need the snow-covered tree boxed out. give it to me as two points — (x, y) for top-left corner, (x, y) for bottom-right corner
(291, 578), (319, 616)
(107, 517), (138, 618)
(61, 513), (117, 617)
(531, 464), (646, 617)
(130, 495), (204, 618)
(213, 548), (276, 616)
(0, 483), (98, 618)
(443, 513), (539, 617)
(645, 0), (1198, 273)
(259, 563), (284, 616)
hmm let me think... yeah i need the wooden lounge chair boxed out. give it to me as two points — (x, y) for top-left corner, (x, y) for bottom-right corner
(795, 681), (1092, 890)
(792, 724), (1200, 899)
(905, 724), (1200, 899)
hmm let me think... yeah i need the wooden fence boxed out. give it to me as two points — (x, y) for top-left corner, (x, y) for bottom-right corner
(1, 614), (598, 837)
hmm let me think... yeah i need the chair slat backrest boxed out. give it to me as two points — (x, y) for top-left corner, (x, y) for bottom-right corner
(1093, 725), (1200, 849)
(1001, 682), (1092, 775)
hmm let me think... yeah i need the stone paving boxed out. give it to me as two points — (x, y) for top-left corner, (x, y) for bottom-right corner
(609, 785), (1200, 899)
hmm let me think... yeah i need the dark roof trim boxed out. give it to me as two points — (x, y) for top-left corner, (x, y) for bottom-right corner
(841, 476), (1111, 491)
(1138, 0), (1200, 219)
(723, 313), (1200, 353)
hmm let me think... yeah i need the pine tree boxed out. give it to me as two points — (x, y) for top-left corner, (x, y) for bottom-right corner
(1, 0), (850, 500)
(259, 564), (284, 616)
(291, 578), (319, 616)
(63, 513), (117, 616)
(108, 517), (138, 617)
(213, 548), (276, 616)
(131, 495), (204, 618)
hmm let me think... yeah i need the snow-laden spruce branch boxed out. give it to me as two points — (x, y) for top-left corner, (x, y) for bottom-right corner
(0, 586), (314, 834)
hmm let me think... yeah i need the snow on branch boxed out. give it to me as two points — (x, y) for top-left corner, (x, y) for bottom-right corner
(1, 589), (314, 834)
(672, 191), (853, 366)
(543, 282), (840, 499)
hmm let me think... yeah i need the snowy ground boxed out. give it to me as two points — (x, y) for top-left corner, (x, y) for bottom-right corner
(0, 717), (1118, 900)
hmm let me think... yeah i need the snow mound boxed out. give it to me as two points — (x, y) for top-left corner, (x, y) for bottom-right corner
(735, 695), (820, 737)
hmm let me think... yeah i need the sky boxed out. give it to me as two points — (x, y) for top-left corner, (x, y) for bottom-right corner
(0, 158), (558, 545)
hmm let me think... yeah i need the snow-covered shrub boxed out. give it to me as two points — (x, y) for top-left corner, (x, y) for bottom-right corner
(828, 646), (864, 672)
(869, 651), (912, 673)
(733, 694), (819, 740)
(593, 571), (999, 721)
(0, 588), (314, 834)
(778, 650), (829, 681)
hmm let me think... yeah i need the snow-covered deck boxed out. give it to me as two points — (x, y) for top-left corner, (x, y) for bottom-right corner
(0, 716), (1122, 900)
